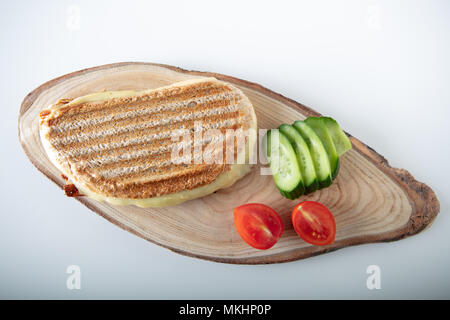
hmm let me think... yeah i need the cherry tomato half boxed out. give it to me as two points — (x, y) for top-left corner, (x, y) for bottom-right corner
(291, 201), (336, 246)
(234, 203), (284, 250)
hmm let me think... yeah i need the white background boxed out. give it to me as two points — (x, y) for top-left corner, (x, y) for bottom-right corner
(1, 0), (449, 299)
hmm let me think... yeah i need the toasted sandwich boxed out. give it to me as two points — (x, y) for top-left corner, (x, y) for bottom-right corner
(39, 77), (257, 207)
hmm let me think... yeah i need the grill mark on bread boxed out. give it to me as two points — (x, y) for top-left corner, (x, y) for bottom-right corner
(49, 90), (233, 133)
(85, 164), (229, 199)
(48, 96), (237, 139)
(72, 137), (175, 163)
(74, 125), (236, 169)
(50, 104), (240, 146)
(75, 126), (236, 173)
(52, 81), (220, 115)
(84, 159), (216, 182)
(108, 164), (228, 186)
(40, 78), (254, 199)
(82, 149), (179, 174)
(50, 112), (241, 157)
(47, 83), (228, 127)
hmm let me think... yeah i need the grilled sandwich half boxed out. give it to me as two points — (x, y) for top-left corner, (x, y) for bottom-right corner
(39, 77), (257, 207)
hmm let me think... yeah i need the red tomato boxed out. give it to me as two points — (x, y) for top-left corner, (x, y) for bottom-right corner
(291, 201), (336, 246)
(234, 203), (284, 250)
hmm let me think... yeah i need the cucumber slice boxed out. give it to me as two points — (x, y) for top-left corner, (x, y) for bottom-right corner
(263, 130), (305, 199)
(333, 158), (340, 180)
(292, 121), (332, 189)
(305, 117), (340, 180)
(278, 124), (319, 194)
(322, 117), (352, 157)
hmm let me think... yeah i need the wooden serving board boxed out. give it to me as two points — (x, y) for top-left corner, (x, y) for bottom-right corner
(18, 62), (440, 264)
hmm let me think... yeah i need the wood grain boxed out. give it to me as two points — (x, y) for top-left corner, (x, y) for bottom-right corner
(18, 62), (440, 264)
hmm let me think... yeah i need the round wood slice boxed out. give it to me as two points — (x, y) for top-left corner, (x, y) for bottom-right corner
(18, 62), (440, 264)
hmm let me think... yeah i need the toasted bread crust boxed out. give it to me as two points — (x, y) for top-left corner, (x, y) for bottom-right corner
(40, 78), (256, 199)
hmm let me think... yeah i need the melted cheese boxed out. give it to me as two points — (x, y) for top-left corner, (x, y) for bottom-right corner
(41, 78), (257, 207)
(49, 78), (218, 110)
(74, 163), (251, 208)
